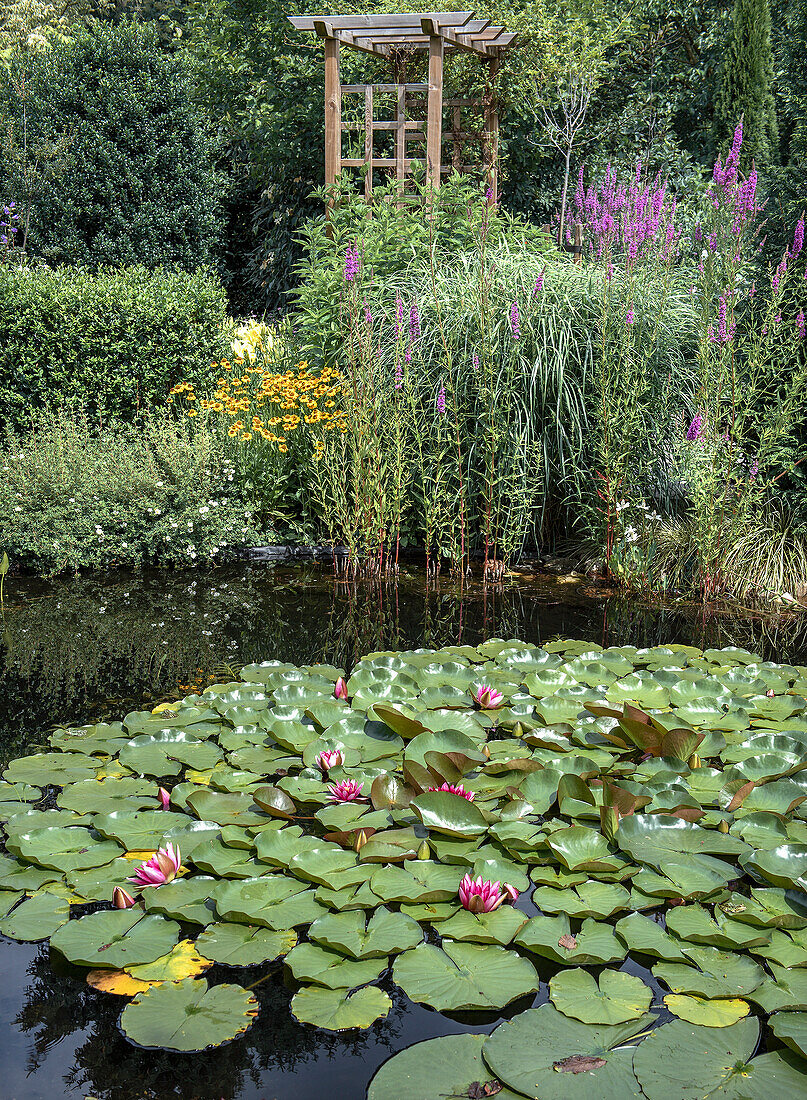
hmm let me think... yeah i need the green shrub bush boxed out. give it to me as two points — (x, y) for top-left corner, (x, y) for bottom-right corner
(0, 264), (229, 428)
(0, 20), (223, 271)
(0, 411), (262, 575)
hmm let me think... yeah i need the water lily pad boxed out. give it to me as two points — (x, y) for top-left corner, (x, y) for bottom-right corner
(7, 827), (123, 872)
(214, 876), (325, 928)
(284, 942), (387, 989)
(483, 1003), (654, 1099)
(550, 968), (652, 1024)
(516, 913), (626, 966)
(142, 876), (225, 926)
(663, 994), (750, 1027)
(291, 984), (392, 1031)
(653, 947), (765, 998)
(769, 1011), (807, 1058)
(119, 977), (258, 1051)
(51, 909), (180, 968)
(194, 923), (297, 967)
(308, 907), (422, 958)
(87, 969), (154, 996)
(0, 892), (70, 941)
(368, 1034), (522, 1100)
(392, 940), (539, 1011)
(438, 906), (528, 946)
(631, 1017), (773, 1098)
(125, 939), (214, 981)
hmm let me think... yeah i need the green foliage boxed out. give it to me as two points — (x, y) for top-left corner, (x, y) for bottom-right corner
(0, 20), (223, 270)
(714, 0), (779, 166)
(0, 411), (260, 574)
(0, 264), (228, 428)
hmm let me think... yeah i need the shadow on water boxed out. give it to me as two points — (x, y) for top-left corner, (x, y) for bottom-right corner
(0, 560), (802, 1098)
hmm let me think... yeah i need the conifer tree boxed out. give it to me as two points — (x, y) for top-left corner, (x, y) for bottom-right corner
(715, 0), (779, 167)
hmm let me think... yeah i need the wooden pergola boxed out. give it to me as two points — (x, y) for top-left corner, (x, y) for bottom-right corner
(288, 12), (516, 197)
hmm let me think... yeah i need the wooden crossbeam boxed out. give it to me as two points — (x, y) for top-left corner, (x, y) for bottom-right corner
(289, 12), (474, 32)
(341, 83), (428, 94)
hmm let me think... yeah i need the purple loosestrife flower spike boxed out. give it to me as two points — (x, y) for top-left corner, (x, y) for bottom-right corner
(625, 307), (635, 325)
(344, 242), (359, 283)
(395, 295), (404, 336)
(509, 301), (520, 338)
(533, 269), (545, 296)
(409, 302), (420, 339)
(793, 215), (804, 258)
(797, 310), (806, 341)
(686, 413), (704, 442)
(472, 353), (479, 370)
(436, 383), (446, 415)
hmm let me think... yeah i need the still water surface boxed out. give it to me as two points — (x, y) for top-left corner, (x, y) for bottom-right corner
(0, 562), (803, 1099)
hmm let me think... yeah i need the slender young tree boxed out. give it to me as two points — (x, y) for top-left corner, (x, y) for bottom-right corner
(715, 0), (779, 167)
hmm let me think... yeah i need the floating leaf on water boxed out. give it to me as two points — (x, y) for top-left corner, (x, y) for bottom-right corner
(663, 994), (750, 1027)
(194, 922), (297, 967)
(368, 1034), (522, 1100)
(392, 940), (539, 1011)
(291, 984), (392, 1031)
(119, 977), (258, 1051)
(482, 1004), (655, 1099)
(549, 968), (652, 1024)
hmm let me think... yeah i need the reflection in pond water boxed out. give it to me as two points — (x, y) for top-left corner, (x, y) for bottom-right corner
(0, 562), (805, 1099)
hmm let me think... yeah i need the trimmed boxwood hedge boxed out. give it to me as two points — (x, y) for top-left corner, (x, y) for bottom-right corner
(0, 264), (228, 428)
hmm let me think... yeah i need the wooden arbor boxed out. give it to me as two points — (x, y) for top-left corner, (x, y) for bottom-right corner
(288, 12), (515, 197)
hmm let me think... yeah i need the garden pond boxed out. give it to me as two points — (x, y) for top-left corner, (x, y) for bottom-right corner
(1, 560), (807, 1099)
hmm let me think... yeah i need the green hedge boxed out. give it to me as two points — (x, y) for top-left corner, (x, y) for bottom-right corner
(0, 21), (223, 272)
(0, 264), (229, 428)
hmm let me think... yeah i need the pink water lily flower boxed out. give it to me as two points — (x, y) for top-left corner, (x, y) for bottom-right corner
(459, 874), (518, 913)
(158, 787), (171, 810)
(334, 677), (348, 700)
(327, 779), (366, 803)
(112, 886), (136, 909)
(427, 782), (475, 802)
(316, 749), (344, 772)
(472, 684), (504, 709)
(128, 842), (181, 888)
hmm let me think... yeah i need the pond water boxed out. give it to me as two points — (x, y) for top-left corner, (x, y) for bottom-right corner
(1, 560), (805, 1100)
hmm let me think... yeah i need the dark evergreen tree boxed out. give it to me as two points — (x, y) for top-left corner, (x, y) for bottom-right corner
(715, 0), (779, 166)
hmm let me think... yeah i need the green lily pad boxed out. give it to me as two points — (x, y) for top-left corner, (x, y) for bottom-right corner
(0, 892), (71, 941)
(119, 977), (258, 1051)
(7, 827), (123, 872)
(51, 909), (180, 968)
(550, 968), (652, 1024)
(515, 913), (626, 966)
(483, 1004), (654, 1099)
(769, 1011), (807, 1059)
(392, 940), (539, 1011)
(283, 942), (387, 989)
(194, 923), (297, 967)
(653, 947), (765, 998)
(291, 984), (392, 1031)
(368, 1034), (523, 1100)
(308, 907), (422, 958)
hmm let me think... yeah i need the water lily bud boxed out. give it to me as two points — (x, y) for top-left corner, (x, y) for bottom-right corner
(334, 677), (348, 701)
(158, 787), (171, 810)
(112, 887), (136, 909)
(417, 840), (430, 860)
(718, 819), (730, 834)
(688, 753), (701, 769)
(483, 745), (490, 759)
(354, 829), (368, 852)
(512, 722), (525, 739)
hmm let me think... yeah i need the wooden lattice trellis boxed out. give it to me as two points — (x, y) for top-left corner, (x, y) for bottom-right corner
(288, 12), (516, 198)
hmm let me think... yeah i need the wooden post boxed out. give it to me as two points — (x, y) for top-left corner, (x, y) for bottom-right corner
(364, 84), (374, 199)
(484, 56), (500, 203)
(395, 83), (406, 185)
(324, 36), (341, 188)
(427, 34), (444, 190)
